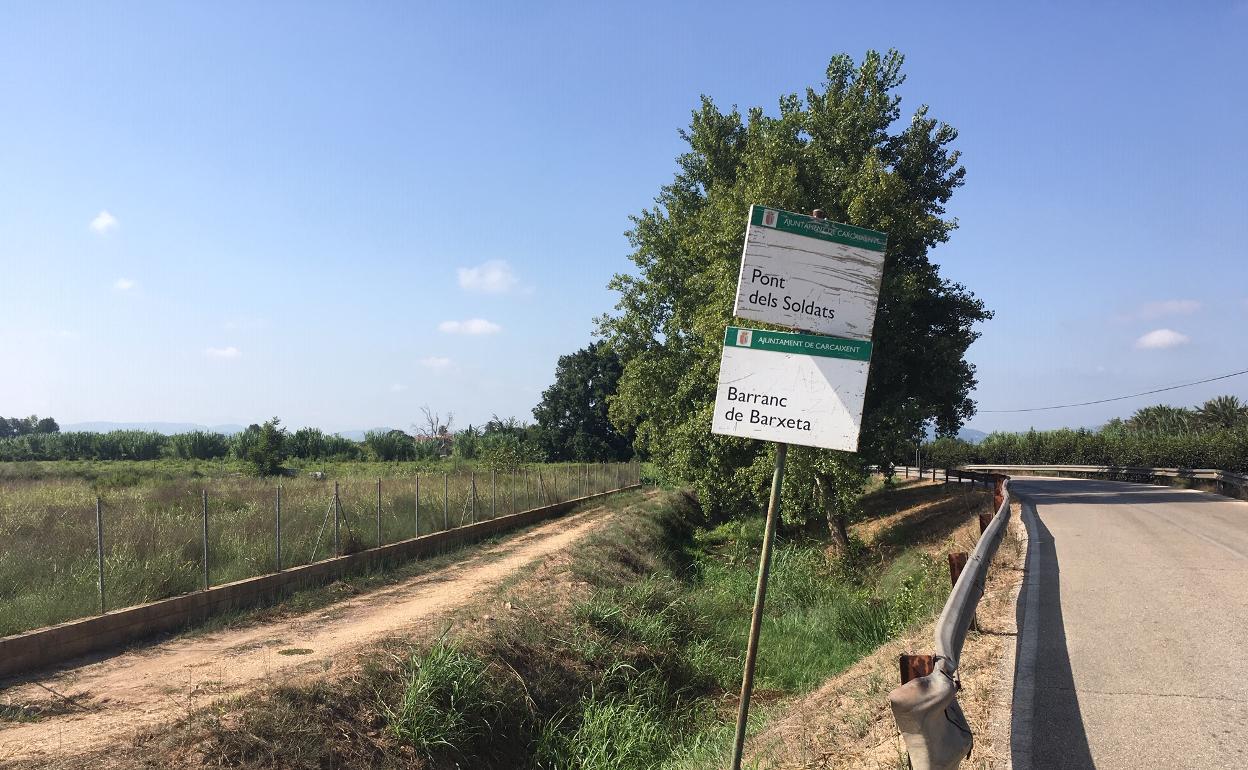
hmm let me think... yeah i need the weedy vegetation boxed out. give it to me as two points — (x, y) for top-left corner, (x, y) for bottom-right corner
(155, 481), (985, 770)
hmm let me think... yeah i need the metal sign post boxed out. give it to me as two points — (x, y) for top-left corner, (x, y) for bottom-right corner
(729, 441), (787, 769)
(722, 207), (888, 769)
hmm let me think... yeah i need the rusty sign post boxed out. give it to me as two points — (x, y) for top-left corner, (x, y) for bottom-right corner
(720, 207), (888, 769)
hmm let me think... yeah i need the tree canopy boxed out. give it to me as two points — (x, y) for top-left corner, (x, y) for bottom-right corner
(598, 50), (991, 537)
(532, 341), (633, 462)
(0, 415), (59, 438)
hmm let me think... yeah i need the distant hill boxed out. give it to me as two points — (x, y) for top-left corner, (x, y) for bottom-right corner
(958, 427), (988, 444)
(924, 426), (990, 444)
(333, 428), (400, 441)
(61, 422), (247, 435)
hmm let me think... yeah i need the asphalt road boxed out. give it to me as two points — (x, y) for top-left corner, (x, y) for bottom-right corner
(1009, 476), (1248, 769)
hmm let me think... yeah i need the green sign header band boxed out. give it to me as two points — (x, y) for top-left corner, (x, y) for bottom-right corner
(723, 326), (873, 361)
(750, 205), (888, 252)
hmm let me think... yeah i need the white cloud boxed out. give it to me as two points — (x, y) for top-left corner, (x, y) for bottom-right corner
(113, 278), (136, 291)
(90, 210), (119, 234)
(438, 318), (501, 335)
(1140, 299), (1200, 318)
(457, 260), (520, 294)
(204, 346), (242, 359)
(389, 383), (408, 393)
(1134, 329), (1190, 350)
(1120, 299), (1201, 321)
(419, 356), (453, 372)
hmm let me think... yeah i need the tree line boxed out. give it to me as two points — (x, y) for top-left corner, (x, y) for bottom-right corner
(0, 342), (634, 472)
(0, 415), (59, 438)
(919, 396), (1248, 472)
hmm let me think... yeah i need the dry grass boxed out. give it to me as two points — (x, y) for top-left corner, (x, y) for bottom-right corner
(0, 463), (638, 637)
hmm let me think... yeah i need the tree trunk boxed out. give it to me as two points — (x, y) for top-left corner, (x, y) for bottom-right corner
(815, 472), (850, 551)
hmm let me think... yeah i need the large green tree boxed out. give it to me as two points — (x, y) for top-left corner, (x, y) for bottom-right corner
(598, 50), (990, 542)
(532, 341), (633, 461)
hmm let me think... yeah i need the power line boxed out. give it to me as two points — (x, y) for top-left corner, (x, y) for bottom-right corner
(978, 367), (1248, 413)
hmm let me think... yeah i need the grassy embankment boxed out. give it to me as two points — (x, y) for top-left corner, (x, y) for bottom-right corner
(0, 461), (638, 636)
(146, 479), (989, 770)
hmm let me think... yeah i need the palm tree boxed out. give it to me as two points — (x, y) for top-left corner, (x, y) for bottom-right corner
(1126, 405), (1197, 434)
(1196, 395), (1248, 430)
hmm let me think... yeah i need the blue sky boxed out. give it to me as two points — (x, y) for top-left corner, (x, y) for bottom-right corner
(2, 1), (1245, 434)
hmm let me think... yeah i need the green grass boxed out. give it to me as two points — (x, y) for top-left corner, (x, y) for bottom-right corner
(392, 490), (948, 768)
(0, 461), (640, 637)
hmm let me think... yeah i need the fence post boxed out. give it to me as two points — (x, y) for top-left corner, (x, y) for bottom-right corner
(616, 462), (621, 490)
(443, 472), (449, 530)
(491, 469), (496, 519)
(333, 482), (341, 556)
(376, 477), (382, 548)
(95, 496), (105, 614)
(201, 490), (210, 590)
(585, 463), (590, 497)
(275, 485), (282, 572)
(415, 474), (421, 537)
(471, 471), (477, 524)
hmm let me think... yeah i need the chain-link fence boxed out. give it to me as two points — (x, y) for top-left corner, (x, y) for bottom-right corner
(0, 462), (641, 637)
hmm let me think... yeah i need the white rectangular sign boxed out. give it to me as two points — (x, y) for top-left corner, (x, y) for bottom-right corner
(732, 206), (887, 341)
(711, 326), (872, 452)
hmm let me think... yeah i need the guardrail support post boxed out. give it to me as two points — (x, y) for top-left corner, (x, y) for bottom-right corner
(993, 476), (1005, 511)
(978, 512), (993, 534)
(900, 654), (935, 684)
(947, 552), (968, 587)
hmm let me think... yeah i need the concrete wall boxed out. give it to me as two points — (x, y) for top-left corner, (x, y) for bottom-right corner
(0, 485), (641, 680)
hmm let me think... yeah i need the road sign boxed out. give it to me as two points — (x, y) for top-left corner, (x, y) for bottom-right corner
(710, 326), (872, 452)
(722, 206), (889, 770)
(732, 205), (886, 341)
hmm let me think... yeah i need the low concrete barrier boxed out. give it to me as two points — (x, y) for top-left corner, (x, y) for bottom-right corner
(0, 485), (640, 680)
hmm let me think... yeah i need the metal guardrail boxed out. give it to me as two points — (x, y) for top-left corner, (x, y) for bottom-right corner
(960, 464), (1248, 494)
(893, 465), (1000, 487)
(887, 469), (1011, 770)
(886, 462), (1245, 767)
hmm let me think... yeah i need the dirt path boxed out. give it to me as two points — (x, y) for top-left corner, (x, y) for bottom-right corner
(0, 504), (613, 766)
